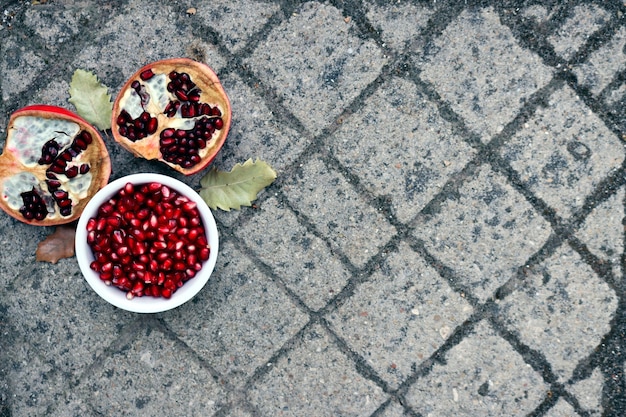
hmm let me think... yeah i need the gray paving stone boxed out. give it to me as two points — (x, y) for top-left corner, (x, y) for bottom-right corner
(4, 340), (67, 417)
(547, 4), (611, 61)
(568, 368), (603, 416)
(214, 73), (308, 174)
(521, 4), (553, 24)
(404, 321), (548, 416)
(4, 262), (135, 377)
(245, 1), (387, 136)
(81, 326), (225, 417)
(23, 1), (93, 53)
(501, 86), (625, 219)
(163, 241), (309, 387)
(418, 7), (553, 143)
(249, 323), (388, 417)
(414, 165), (552, 302)
(1, 38), (46, 102)
(0, 217), (49, 293)
(330, 76), (475, 223)
(364, 1), (433, 52)
(33, 79), (73, 108)
(574, 26), (626, 96)
(220, 406), (255, 417)
(236, 196), (351, 311)
(376, 401), (405, 417)
(284, 156), (396, 268)
(575, 187), (624, 277)
(544, 399), (578, 417)
(194, 0), (281, 52)
(209, 71), (308, 227)
(328, 242), (473, 389)
(71, 0), (228, 90)
(498, 245), (617, 383)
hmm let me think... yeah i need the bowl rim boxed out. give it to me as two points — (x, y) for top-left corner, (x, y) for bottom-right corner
(75, 173), (219, 313)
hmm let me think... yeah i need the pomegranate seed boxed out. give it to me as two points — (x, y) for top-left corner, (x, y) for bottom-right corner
(140, 69), (155, 80)
(175, 90), (189, 101)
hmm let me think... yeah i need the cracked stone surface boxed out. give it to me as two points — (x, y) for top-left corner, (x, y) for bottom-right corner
(2, 1), (626, 416)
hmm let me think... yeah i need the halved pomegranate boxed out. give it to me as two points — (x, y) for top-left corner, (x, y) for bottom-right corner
(0, 105), (111, 226)
(111, 58), (231, 176)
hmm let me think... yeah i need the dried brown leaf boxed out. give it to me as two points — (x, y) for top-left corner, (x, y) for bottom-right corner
(36, 225), (76, 264)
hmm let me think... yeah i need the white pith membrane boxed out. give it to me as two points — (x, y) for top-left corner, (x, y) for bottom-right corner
(1, 116), (93, 219)
(117, 70), (224, 163)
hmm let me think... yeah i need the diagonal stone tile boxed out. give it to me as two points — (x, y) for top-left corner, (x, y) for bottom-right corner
(23, 1), (96, 53)
(418, 7), (553, 143)
(376, 401), (406, 417)
(236, 197), (351, 311)
(575, 187), (624, 278)
(283, 157), (396, 268)
(547, 4), (611, 61)
(81, 326), (226, 417)
(574, 27), (626, 96)
(498, 245), (618, 383)
(4, 264), (135, 378)
(245, 1), (387, 136)
(521, 5), (553, 24)
(1, 38), (46, 102)
(219, 406), (255, 417)
(405, 321), (548, 416)
(194, 0), (280, 52)
(210, 72), (309, 227)
(414, 165), (552, 302)
(4, 340), (68, 417)
(329, 76), (476, 223)
(213, 73), (308, 173)
(501, 86), (624, 219)
(163, 241), (308, 387)
(71, 0), (228, 90)
(328, 242), (473, 389)
(544, 399), (578, 417)
(364, 1), (433, 52)
(569, 368), (603, 416)
(249, 323), (387, 416)
(0, 216), (49, 293)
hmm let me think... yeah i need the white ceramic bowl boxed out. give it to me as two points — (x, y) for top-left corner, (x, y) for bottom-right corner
(75, 173), (219, 313)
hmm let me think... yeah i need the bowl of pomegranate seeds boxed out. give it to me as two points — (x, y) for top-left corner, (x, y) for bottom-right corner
(75, 173), (218, 313)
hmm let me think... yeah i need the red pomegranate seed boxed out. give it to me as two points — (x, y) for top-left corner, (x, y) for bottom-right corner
(140, 69), (155, 81)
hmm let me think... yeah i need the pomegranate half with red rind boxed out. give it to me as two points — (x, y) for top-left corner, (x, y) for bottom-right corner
(0, 105), (111, 226)
(111, 58), (231, 176)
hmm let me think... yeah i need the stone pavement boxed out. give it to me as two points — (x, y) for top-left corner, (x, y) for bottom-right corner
(1, 0), (625, 415)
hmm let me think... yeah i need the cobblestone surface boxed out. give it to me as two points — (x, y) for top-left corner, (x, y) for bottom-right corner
(1, 1), (626, 416)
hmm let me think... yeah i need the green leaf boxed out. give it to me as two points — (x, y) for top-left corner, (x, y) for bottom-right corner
(68, 69), (112, 130)
(199, 158), (277, 211)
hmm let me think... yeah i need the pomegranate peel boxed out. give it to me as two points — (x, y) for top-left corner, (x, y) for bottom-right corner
(0, 105), (111, 226)
(112, 58), (231, 176)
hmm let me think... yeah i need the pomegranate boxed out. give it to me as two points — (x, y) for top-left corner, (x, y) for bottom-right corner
(111, 58), (231, 176)
(0, 105), (111, 226)
(86, 181), (210, 299)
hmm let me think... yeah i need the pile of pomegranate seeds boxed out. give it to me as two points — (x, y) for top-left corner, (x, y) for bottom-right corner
(87, 182), (210, 299)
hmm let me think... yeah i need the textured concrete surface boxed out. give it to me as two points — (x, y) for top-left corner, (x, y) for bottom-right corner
(1, 0), (626, 416)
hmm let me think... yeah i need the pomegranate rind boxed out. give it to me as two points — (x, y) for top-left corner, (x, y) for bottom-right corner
(111, 58), (232, 176)
(0, 105), (112, 226)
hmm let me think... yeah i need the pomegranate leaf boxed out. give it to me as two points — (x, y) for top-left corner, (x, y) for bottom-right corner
(35, 225), (76, 264)
(199, 158), (277, 211)
(68, 69), (112, 130)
